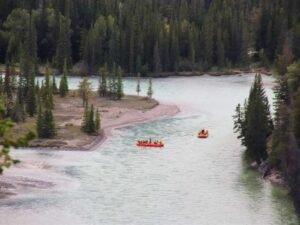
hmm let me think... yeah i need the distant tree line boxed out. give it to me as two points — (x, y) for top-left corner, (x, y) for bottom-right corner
(0, 0), (300, 74)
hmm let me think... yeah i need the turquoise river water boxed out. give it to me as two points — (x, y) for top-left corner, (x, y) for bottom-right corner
(0, 75), (299, 225)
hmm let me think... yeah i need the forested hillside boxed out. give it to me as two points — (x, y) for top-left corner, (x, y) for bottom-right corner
(0, 0), (300, 74)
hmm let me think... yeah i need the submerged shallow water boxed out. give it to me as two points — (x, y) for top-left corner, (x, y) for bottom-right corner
(1, 75), (299, 225)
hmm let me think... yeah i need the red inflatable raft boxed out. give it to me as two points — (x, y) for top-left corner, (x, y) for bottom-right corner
(136, 142), (164, 147)
(198, 131), (209, 139)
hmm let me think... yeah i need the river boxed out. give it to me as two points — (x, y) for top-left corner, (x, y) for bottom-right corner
(0, 75), (299, 225)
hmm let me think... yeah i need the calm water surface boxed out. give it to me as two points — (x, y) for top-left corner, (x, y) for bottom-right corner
(1, 75), (299, 225)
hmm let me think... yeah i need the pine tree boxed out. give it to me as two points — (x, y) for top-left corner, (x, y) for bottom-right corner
(35, 80), (40, 95)
(292, 88), (300, 145)
(59, 59), (69, 97)
(233, 74), (273, 164)
(52, 74), (58, 94)
(116, 65), (123, 100)
(233, 103), (247, 146)
(11, 94), (26, 123)
(3, 64), (13, 116)
(276, 38), (295, 75)
(273, 77), (290, 126)
(136, 72), (141, 96)
(188, 29), (195, 69)
(55, 17), (71, 72)
(287, 62), (300, 93)
(88, 104), (95, 134)
(0, 75), (3, 97)
(41, 108), (56, 138)
(270, 77), (290, 169)
(81, 105), (89, 133)
(107, 70), (112, 97)
(95, 108), (100, 133)
(26, 69), (36, 117)
(147, 78), (153, 99)
(36, 104), (43, 138)
(81, 104), (99, 135)
(78, 77), (92, 107)
(110, 63), (117, 99)
(44, 65), (54, 109)
(153, 42), (161, 74)
(99, 64), (108, 97)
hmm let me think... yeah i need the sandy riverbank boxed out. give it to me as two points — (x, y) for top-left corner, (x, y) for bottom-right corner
(13, 92), (179, 151)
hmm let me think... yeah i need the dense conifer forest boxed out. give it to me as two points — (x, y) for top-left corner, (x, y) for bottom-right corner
(0, 0), (299, 74)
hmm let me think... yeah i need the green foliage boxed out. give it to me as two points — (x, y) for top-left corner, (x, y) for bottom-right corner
(95, 109), (100, 133)
(55, 17), (72, 72)
(78, 77), (92, 107)
(52, 74), (58, 94)
(292, 88), (300, 146)
(37, 108), (56, 139)
(36, 105), (43, 138)
(153, 42), (161, 74)
(59, 59), (69, 97)
(287, 62), (300, 93)
(0, 101), (35, 175)
(11, 94), (26, 123)
(88, 104), (95, 134)
(276, 38), (295, 75)
(98, 64), (108, 97)
(81, 106), (89, 134)
(25, 66), (37, 117)
(147, 78), (153, 99)
(233, 74), (273, 164)
(0, 0), (300, 73)
(43, 66), (54, 109)
(105, 63), (124, 100)
(116, 66), (123, 100)
(273, 77), (290, 126)
(136, 73), (141, 96)
(36, 66), (56, 139)
(81, 104), (100, 135)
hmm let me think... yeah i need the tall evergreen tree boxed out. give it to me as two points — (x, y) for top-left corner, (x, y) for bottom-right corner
(43, 65), (54, 109)
(78, 77), (92, 107)
(98, 64), (108, 97)
(88, 104), (95, 133)
(153, 42), (161, 74)
(81, 105), (89, 133)
(36, 104), (43, 138)
(59, 59), (69, 97)
(26, 67), (36, 117)
(52, 74), (58, 94)
(147, 78), (153, 99)
(110, 63), (117, 99)
(95, 108), (100, 133)
(11, 93), (26, 123)
(136, 72), (141, 96)
(292, 88), (300, 145)
(40, 108), (56, 138)
(116, 65), (123, 100)
(233, 74), (273, 164)
(55, 17), (71, 72)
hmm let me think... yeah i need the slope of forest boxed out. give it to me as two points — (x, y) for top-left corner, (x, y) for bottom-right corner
(0, 0), (299, 74)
